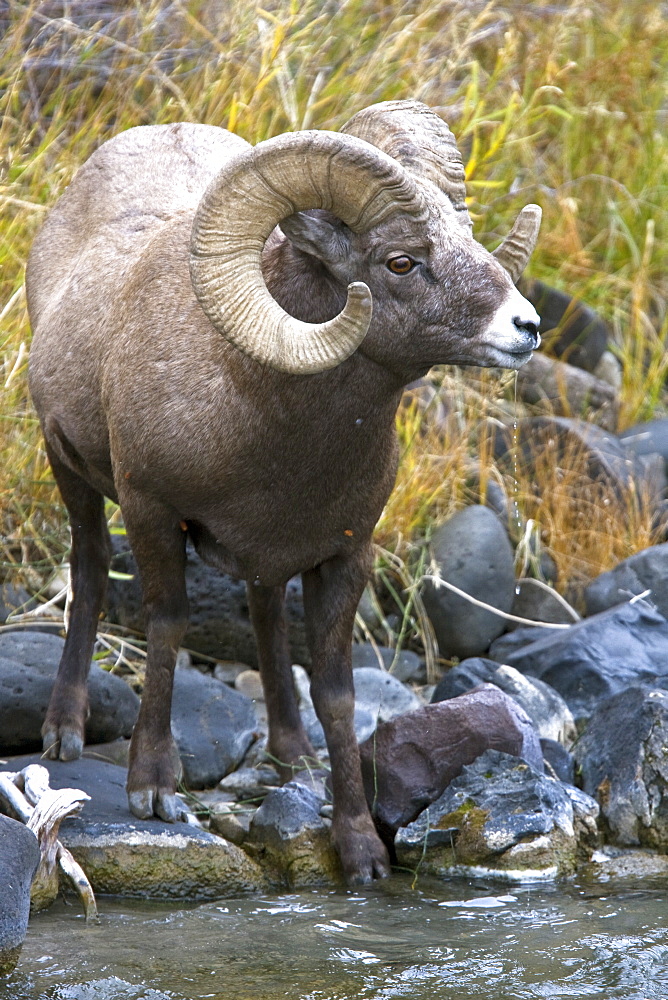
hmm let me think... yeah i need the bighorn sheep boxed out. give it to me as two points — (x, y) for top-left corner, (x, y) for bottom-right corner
(27, 100), (540, 883)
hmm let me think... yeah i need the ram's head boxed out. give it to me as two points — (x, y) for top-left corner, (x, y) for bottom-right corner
(190, 100), (540, 378)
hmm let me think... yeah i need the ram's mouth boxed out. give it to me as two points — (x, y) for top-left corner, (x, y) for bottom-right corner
(476, 344), (536, 370)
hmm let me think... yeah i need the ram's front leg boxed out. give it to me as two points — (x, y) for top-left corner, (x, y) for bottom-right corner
(121, 491), (189, 823)
(302, 545), (390, 884)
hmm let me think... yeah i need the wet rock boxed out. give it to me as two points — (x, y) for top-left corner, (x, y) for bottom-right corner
(584, 543), (668, 619)
(171, 669), (258, 790)
(0, 632), (139, 754)
(586, 845), (668, 881)
(0, 815), (39, 976)
(516, 353), (619, 430)
(431, 659), (575, 745)
(396, 750), (598, 879)
(358, 685), (543, 844)
(489, 601), (668, 723)
(0, 755), (265, 899)
(107, 538), (309, 666)
(247, 782), (339, 886)
(421, 505), (516, 660)
(574, 687), (668, 850)
(508, 578), (577, 630)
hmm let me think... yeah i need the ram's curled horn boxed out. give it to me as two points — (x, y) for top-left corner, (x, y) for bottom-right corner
(343, 99), (541, 282)
(190, 130), (426, 374)
(492, 204), (543, 285)
(341, 99), (472, 231)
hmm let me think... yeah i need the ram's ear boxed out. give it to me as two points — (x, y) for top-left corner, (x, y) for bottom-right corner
(280, 209), (352, 265)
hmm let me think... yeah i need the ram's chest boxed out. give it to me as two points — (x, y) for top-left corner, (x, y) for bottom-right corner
(117, 408), (399, 584)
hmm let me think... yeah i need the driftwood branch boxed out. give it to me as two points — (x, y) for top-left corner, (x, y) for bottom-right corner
(0, 765), (97, 921)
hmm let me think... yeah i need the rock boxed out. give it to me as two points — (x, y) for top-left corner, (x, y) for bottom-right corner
(489, 601), (668, 723)
(213, 661), (252, 685)
(106, 538), (309, 666)
(352, 666), (423, 720)
(519, 278), (609, 373)
(593, 350), (623, 392)
(218, 766), (280, 801)
(620, 417), (668, 474)
(0, 585), (34, 623)
(540, 738), (575, 784)
(0, 632), (139, 753)
(495, 417), (660, 511)
(352, 643), (425, 684)
(395, 749), (598, 879)
(300, 705), (377, 751)
(574, 687), (668, 849)
(586, 845), (668, 881)
(234, 669), (264, 701)
(431, 659), (575, 746)
(421, 505), (516, 660)
(358, 685), (543, 844)
(171, 669), (258, 790)
(209, 809), (253, 845)
(0, 755), (265, 899)
(584, 543), (668, 619)
(508, 578), (578, 630)
(299, 667), (422, 752)
(0, 815), (39, 976)
(247, 782), (339, 885)
(515, 353), (619, 430)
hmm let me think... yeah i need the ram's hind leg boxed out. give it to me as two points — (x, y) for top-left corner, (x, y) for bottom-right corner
(247, 582), (318, 781)
(42, 444), (112, 760)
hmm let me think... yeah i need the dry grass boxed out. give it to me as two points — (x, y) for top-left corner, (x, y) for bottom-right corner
(2, 0), (668, 612)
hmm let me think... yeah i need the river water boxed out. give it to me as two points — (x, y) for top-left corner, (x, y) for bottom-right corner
(4, 871), (668, 1000)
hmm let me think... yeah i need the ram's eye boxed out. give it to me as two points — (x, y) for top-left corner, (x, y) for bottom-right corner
(386, 255), (416, 275)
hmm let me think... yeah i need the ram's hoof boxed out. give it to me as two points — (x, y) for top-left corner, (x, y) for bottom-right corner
(128, 788), (189, 824)
(42, 727), (84, 762)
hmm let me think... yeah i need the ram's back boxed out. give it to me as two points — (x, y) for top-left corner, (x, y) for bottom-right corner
(26, 123), (248, 328)
(27, 123), (248, 494)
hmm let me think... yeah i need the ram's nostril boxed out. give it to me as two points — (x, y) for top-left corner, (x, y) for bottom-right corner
(513, 317), (539, 340)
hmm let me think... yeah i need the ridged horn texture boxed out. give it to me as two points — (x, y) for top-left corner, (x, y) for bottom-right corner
(343, 100), (542, 282)
(492, 204), (543, 285)
(340, 99), (472, 231)
(190, 130), (426, 374)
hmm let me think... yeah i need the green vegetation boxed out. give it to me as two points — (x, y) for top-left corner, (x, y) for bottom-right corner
(2, 0), (667, 628)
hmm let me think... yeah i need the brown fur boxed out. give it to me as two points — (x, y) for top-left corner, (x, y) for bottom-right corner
(27, 121), (539, 883)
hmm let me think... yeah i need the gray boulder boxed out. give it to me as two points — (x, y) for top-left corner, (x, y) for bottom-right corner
(171, 668), (258, 789)
(508, 578), (577, 630)
(584, 543), (668, 619)
(300, 705), (377, 751)
(431, 658), (575, 745)
(0, 755), (265, 900)
(421, 505), (516, 659)
(358, 685), (543, 845)
(488, 601), (668, 723)
(247, 781), (339, 885)
(0, 632), (139, 753)
(574, 686), (668, 849)
(396, 749), (598, 878)
(0, 815), (39, 976)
